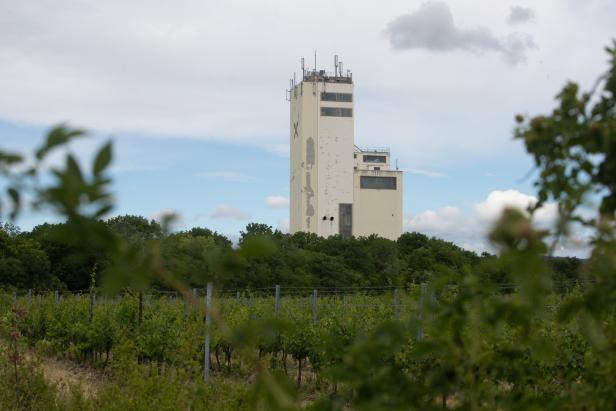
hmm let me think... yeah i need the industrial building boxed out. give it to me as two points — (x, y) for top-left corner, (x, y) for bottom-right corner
(288, 56), (403, 240)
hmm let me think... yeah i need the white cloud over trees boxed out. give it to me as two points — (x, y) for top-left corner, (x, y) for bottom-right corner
(266, 196), (289, 209)
(405, 189), (588, 256)
(210, 204), (251, 220)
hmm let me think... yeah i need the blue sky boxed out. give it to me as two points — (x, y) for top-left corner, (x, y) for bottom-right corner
(0, 116), (536, 246)
(1, 0), (614, 254)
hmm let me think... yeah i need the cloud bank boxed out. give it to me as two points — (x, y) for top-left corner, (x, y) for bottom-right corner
(401, 167), (448, 178)
(405, 189), (590, 257)
(508, 6), (535, 25)
(210, 204), (251, 220)
(266, 196), (290, 209)
(277, 217), (290, 233)
(385, 1), (535, 65)
(196, 171), (254, 183)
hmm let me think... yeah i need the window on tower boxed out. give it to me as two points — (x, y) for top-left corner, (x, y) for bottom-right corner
(360, 176), (397, 190)
(320, 107), (353, 117)
(339, 204), (353, 237)
(363, 155), (387, 163)
(321, 92), (353, 102)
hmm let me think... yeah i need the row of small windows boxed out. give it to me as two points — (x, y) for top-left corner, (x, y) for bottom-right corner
(320, 107), (353, 117)
(321, 92), (353, 102)
(363, 155), (386, 163)
(360, 176), (397, 190)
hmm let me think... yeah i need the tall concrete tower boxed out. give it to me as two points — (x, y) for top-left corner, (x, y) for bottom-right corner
(289, 56), (403, 240)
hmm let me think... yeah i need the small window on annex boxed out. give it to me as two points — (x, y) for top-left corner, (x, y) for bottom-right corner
(363, 155), (386, 163)
(321, 92), (353, 102)
(320, 107), (353, 117)
(339, 203), (353, 238)
(360, 176), (397, 190)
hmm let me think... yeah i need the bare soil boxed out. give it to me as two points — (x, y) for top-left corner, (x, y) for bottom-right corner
(34, 354), (102, 399)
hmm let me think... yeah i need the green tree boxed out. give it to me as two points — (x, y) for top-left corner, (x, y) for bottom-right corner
(105, 215), (163, 241)
(239, 222), (274, 246)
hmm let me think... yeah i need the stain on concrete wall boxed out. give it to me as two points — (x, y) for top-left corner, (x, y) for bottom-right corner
(306, 137), (315, 166)
(305, 172), (314, 228)
(304, 137), (316, 229)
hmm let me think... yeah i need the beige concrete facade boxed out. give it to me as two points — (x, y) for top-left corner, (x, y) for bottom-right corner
(352, 168), (403, 240)
(289, 66), (403, 240)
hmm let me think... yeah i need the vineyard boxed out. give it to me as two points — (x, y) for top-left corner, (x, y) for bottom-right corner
(2, 277), (615, 410)
(2, 285), (440, 381)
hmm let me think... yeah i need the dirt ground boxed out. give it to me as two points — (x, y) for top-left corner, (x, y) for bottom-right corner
(36, 355), (102, 399)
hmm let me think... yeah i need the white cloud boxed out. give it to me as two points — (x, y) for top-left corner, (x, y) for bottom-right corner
(196, 171), (254, 183)
(276, 217), (290, 233)
(0, 0), (613, 171)
(405, 189), (589, 257)
(508, 6), (535, 25)
(210, 204), (251, 220)
(473, 189), (536, 221)
(266, 196), (289, 209)
(385, 1), (535, 65)
(401, 167), (448, 178)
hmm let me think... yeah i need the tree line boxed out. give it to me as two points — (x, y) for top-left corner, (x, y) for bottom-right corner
(0, 216), (582, 292)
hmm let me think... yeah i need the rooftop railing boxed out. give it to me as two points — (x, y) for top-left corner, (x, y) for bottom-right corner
(355, 146), (390, 153)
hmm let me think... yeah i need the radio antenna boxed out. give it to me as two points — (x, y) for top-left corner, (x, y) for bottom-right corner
(314, 50), (317, 72)
(334, 55), (338, 76)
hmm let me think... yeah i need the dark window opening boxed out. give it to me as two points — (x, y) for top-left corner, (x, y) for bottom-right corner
(373, 167), (380, 170)
(363, 155), (386, 163)
(360, 176), (397, 190)
(320, 107), (352, 117)
(321, 92), (353, 102)
(339, 204), (352, 237)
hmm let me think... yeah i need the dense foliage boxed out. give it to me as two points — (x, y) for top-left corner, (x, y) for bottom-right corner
(0, 219), (581, 292)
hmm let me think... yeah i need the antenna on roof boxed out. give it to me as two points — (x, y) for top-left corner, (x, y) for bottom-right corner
(301, 57), (305, 77)
(396, 159), (399, 171)
(314, 50), (317, 72)
(339, 61), (343, 77)
(334, 55), (338, 76)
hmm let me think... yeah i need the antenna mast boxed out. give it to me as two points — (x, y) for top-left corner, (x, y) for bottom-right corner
(334, 55), (338, 76)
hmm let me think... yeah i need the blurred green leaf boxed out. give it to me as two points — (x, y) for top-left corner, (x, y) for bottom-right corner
(35, 124), (86, 160)
(7, 187), (20, 220)
(0, 151), (23, 167)
(93, 141), (113, 176)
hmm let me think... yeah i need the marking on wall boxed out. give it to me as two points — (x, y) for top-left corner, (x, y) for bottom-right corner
(306, 137), (315, 166)
(304, 137), (316, 229)
(304, 171), (314, 228)
(293, 121), (299, 139)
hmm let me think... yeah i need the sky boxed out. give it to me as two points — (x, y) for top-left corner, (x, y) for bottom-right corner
(1, 0), (614, 255)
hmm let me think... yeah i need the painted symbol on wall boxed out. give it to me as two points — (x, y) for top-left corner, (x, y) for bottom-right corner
(293, 121), (299, 139)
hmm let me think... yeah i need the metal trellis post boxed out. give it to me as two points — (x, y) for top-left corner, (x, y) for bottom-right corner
(203, 282), (213, 381)
(311, 289), (318, 323)
(274, 285), (280, 318)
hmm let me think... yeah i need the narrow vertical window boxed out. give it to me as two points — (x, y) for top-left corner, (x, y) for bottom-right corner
(339, 203), (353, 237)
